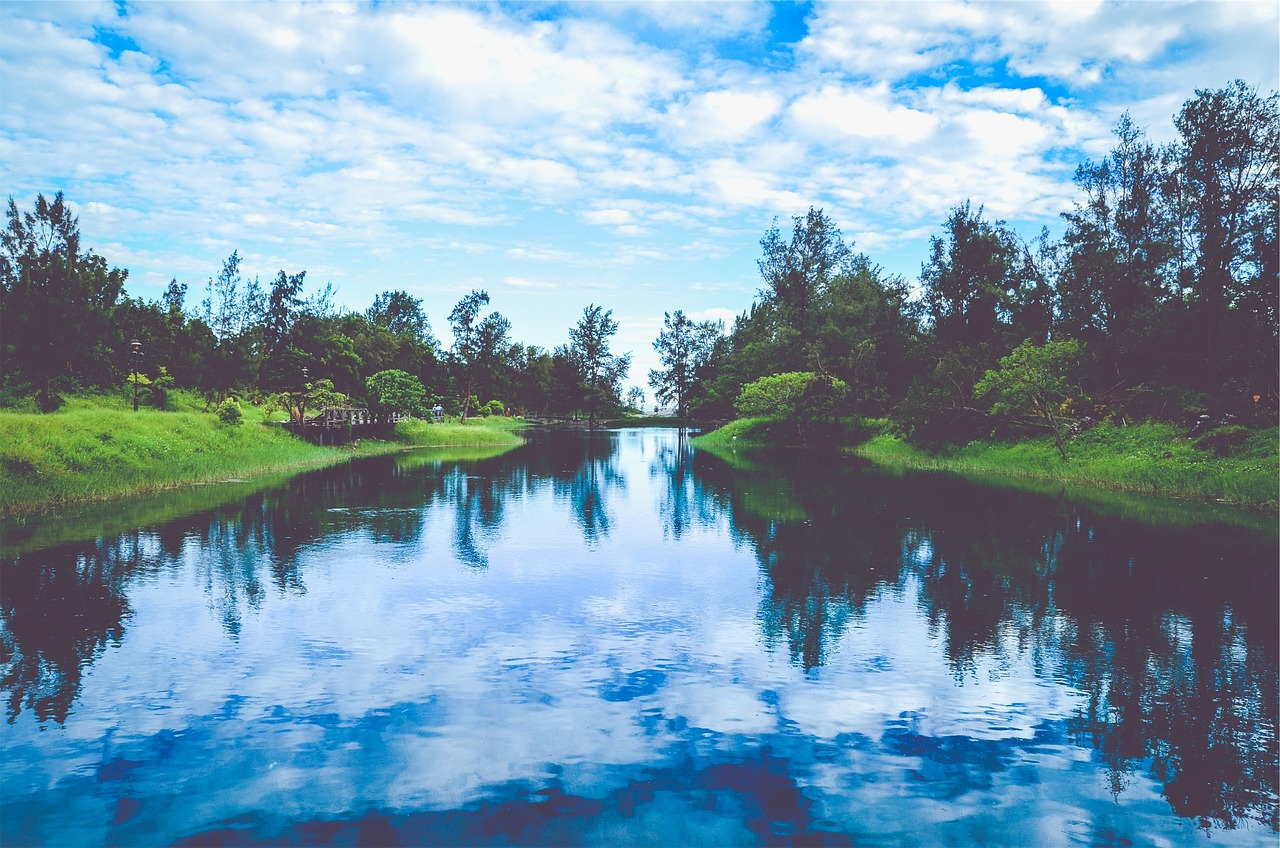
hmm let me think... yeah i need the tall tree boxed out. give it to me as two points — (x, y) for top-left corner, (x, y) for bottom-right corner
(262, 269), (306, 359)
(1172, 81), (1279, 389)
(648, 310), (722, 417)
(569, 304), (631, 427)
(0, 192), (126, 407)
(448, 290), (510, 420)
(366, 289), (434, 346)
(1057, 114), (1177, 384)
(919, 201), (1026, 353)
(757, 207), (857, 369)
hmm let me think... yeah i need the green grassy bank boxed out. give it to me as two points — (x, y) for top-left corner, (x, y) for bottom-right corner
(695, 418), (1279, 510)
(0, 405), (523, 517)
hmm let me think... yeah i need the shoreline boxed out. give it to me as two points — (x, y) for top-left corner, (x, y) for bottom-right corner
(694, 419), (1279, 513)
(0, 410), (525, 519)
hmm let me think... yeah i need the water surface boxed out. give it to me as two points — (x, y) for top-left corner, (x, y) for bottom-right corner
(2, 428), (1276, 845)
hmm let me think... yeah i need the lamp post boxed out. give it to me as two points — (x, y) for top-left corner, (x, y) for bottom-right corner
(299, 367), (310, 422)
(130, 339), (142, 412)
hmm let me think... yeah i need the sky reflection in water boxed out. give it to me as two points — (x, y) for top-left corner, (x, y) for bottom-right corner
(1, 428), (1276, 846)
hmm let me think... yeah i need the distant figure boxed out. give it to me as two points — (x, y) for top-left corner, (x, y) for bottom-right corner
(432, 403), (444, 423)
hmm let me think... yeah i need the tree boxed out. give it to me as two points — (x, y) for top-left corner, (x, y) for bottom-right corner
(626, 386), (645, 412)
(0, 192), (127, 407)
(757, 207), (858, 369)
(262, 269), (305, 359)
(1172, 81), (1279, 388)
(974, 338), (1083, 460)
(569, 304), (631, 427)
(735, 371), (848, 440)
(197, 252), (260, 403)
(648, 310), (722, 417)
(365, 369), (428, 418)
(920, 201), (1026, 353)
(366, 290), (435, 346)
(1056, 113), (1178, 388)
(448, 290), (512, 420)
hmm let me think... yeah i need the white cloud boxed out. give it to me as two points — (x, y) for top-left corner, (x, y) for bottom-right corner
(685, 307), (735, 329)
(789, 84), (939, 145)
(665, 88), (783, 147)
(1, 0), (1273, 364)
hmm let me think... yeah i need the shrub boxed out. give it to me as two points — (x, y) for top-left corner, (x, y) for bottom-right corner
(483, 399), (505, 417)
(365, 369), (428, 418)
(216, 397), (244, 426)
(736, 372), (849, 439)
(1193, 425), (1251, 457)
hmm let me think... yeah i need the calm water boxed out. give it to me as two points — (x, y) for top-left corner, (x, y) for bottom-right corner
(2, 428), (1276, 846)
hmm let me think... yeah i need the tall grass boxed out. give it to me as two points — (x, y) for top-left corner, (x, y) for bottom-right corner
(853, 422), (1278, 509)
(392, 417), (524, 445)
(0, 407), (524, 516)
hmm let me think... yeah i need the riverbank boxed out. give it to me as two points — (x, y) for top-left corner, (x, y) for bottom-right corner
(694, 418), (1279, 510)
(0, 406), (524, 517)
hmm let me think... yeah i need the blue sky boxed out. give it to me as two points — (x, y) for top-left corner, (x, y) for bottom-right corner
(2, 1), (1276, 393)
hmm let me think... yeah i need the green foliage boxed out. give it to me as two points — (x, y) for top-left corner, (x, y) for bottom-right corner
(1, 192), (127, 405)
(365, 369), (427, 418)
(366, 290), (434, 345)
(974, 338), (1083, 459)
(854, 423), (1278, 509)
(648, 310), (723, 416)
(735, 372), (849, 438)
(215, 397), (244, 425)
(482, 399), (505, 417)
(569, 304), (631, 426)
(150, 366), (175, 410)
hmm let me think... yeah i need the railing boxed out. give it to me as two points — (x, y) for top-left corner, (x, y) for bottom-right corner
(284, 408), (411, 442)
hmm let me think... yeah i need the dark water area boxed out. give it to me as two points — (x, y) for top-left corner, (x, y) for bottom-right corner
(2, 428), (1276, 846)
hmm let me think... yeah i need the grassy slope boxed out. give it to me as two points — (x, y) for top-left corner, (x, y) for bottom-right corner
(695, 418), (1279, 510)
(0, 405), (523, 516)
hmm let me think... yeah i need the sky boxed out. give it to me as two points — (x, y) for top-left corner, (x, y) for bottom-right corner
(1, 1), (1276, 396)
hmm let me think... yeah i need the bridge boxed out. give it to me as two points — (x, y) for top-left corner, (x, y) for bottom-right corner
(283, 407), (411, 444)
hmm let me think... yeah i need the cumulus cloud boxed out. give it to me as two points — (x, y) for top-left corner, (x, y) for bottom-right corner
(1, 0), (1273, 380)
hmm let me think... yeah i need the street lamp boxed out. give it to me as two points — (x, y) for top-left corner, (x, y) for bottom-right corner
(299, 367), (310, 422)
(130, 338), (142, 412)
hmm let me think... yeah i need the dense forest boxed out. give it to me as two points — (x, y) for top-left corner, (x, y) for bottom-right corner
(2, 81), (1276, 446)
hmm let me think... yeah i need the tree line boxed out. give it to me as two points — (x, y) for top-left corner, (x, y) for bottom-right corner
(0, 200), (634, 422)
(2, 81), (1275, 442)
(678, 81), (1278, 445)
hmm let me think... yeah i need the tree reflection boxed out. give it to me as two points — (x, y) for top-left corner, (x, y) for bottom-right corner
(649, 429), (725, 539)
(0, 452), (512, 723)
(529, 430), (626, 545)
(1, 540), (136, 724)
(692, 445), (1278, 829)
(693, 447), (902, 670)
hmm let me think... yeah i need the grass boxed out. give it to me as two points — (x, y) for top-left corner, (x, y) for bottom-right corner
(692, 416), (887, 449)
(392, 417), (525, 446)
(0, 404), (524, 517)
(693, 417), (1277, 510)
(854, 422), (1278, 510)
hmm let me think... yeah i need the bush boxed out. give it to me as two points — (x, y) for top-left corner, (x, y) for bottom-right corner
(365, 369), (428, 418)
(1193, 425), (1251, 457)
(483, 399), (505, 417)
(216, 398), (244, 426)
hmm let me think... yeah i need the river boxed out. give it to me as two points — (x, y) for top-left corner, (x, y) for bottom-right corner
(2, 428), (1276, 846)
